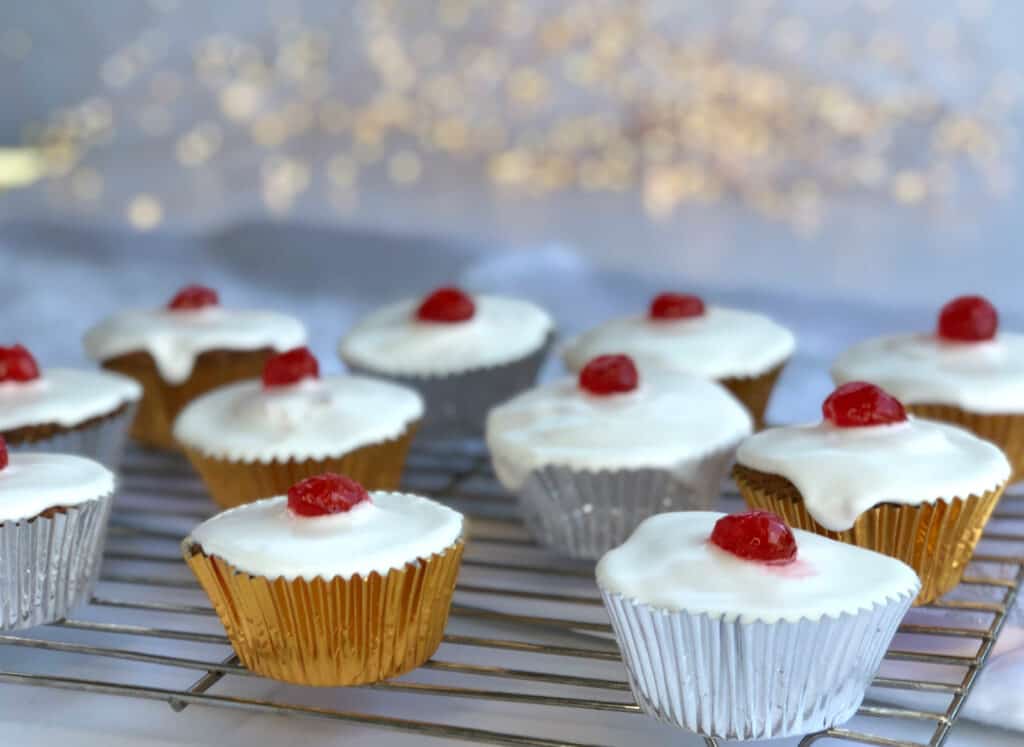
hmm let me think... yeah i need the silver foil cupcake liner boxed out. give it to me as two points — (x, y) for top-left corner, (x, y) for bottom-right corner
(343, 336), (553, 440)
(601, 590), (914, 740)
(514, 450), (736, 559)
(0, 491), (114, 631)
(7, 404), (138, 472)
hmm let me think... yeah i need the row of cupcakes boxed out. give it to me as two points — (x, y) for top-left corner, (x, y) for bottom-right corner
(0, 285), (1017, 741)
(9, 285), (1021, 472)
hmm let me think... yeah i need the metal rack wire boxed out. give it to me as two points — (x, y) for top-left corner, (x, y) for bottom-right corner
(0, 441), (1021, 747)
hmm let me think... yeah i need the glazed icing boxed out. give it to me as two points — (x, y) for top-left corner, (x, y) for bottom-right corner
(736, 418), (1010, 531)
(596, 511), (920, 623)
(187, 491), (463, 580)
(339, 294), (554, 376)
(562, 306), (795, 379)
(833, 333), (1024, 413)
(0, 453), (115, 523)
(0, 369), (141, 432)
(485, 370), (753, 489)
(84, 307), (307, 384)
(173, 375), (424, 462)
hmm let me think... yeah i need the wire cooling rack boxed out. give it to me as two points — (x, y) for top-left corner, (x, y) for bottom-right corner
(0, 441), (1021, 747)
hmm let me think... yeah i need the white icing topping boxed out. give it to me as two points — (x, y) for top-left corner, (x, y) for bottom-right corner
(485, 370), (753, 489)
(339, 294), (554, 376)
(0, 453), (115, 523)
(833, 333), (1024, 413)
(173, 375), (424, 462)
(596, 511), (920, 623)
(84, 307), (307, 384)
(736, 418), (1010, 531)
(562, 306), (795, 379)
(0, 369), (141, 432)
(187, 491), (464, 581)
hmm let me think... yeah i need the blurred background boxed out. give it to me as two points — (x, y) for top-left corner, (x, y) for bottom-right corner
(2, 0), (1022, 300)
(1, 0), (1023, 418)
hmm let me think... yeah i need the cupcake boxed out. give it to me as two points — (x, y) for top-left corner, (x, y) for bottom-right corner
(734, 382), (1010, 605)
(0, 344), (141, 470)
(0, 437), (116, 631)
(339, 286), (554, 438)
(183, 472), (464, 686)
(562, 292), (795, 427)
(174, 347), (423, 509)
(597, 510), (919, 740)
(486, 354), (752, 558)
(833, 294), (1024, 478)
(84, 284), (306, 450)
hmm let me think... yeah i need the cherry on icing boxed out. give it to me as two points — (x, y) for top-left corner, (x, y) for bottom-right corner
(0, 436), (7, 471)
(649, 292), (705, 320)
(823, 381), (907, 427)
(416, 286), (475, 323)
(262, 347), (320, 388)
(579, 354), (639, 396)
(711, 510), (797, 564)
(937, 295), (998, 342)
(287, 473), (371, 516)
(168, 284), (219, 311)
(0, 344), (40, 383)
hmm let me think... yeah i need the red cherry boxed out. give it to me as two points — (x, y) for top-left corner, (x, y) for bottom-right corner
(168, 285), (219, 311)
(287, 473), (371, 517)
(937, 295), (998, 342)
(579, 354), (639, 396)
(823, 381), (907, 427)
(262, 347), (319, 388)
(0, 436), (7, 471)
(711, 510), (797, 564)
(416, 286), (475, 323)
(649, 292), (705, 320)
(0, 344), (40, 383)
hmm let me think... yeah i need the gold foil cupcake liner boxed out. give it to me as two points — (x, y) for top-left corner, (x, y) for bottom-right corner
(720, 361), (787, 430)
(183, 539), (464, 686)
(182, 423), (419, 509)
(906, 404), (1024, 482)
(734, 467), (1005, 606)
(102, 348), (273, 450)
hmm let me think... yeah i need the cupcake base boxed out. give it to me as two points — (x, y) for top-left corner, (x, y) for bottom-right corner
(601, 589), (913, 740)
(182, 424), (419, 510)
(720, 361), (787, 429)
(343, 335), (553, 440)
(514, 451), (735, 560)
(906, 403), (1024, 482)
(2, 403), (137, 471)
(0, 493), (113, 631)
(102, 348), (275, 451)
(734, 464), (1005, 605)
(183, 539), (464, 686)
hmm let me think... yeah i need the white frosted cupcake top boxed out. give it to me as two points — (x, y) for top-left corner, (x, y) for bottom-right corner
(187, 492), (463, 581)
(0, 453), (115, 523)
(0, 369), (141, 432)
(486, 370), (753, 489)
(737, 418), (1010, 531)
(84, 307), (307, 384)
(596, 511), (920, 623)
(173, 375), (424, 462)
(339, 294), (554, 376)
(833, 333), (1024, 414)
(562, 306), (795, 379)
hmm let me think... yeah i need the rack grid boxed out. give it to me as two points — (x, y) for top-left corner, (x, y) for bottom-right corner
(0, 441), (1021, 747)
